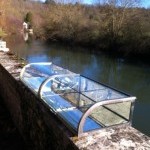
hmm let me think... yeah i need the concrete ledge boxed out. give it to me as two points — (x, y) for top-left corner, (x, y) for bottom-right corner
(0, 52), (150, 150)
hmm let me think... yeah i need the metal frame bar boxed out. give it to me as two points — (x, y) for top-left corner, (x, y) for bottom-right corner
(129, 100), (135, 125)
(77, 97), (136, 136)
(38, 74), (79, 98)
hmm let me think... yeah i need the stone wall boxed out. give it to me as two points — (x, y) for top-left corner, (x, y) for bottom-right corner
(0, 62), (78, 150)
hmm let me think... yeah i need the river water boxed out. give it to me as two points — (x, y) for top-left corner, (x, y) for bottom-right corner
(7, 34), (150, 136)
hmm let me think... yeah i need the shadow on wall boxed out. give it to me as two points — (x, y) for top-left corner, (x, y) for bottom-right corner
(0, 96), (27, 150)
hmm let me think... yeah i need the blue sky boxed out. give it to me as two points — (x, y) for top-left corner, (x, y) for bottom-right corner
(36, 0), (150, 8)
(141, 0), (150, 8)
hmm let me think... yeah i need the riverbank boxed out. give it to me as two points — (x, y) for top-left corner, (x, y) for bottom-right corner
(45, 40), (150, 63)
(35, 4), (150, 58)
(0, 1), (149, 58)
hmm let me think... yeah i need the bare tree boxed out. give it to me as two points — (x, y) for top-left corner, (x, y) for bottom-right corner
(94, 0), (140, 7)
(92, 0), (141, 49)
(0, 0), (11, 28)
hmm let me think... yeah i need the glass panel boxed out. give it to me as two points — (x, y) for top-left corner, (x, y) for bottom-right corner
(40, 77), (78, 98)
(89, 101), (131, 127)
(21, 63), (75, 94)
(23, 77), (46, 92)
(61, 92), (94, 108)
(104, 101), (131, 119)
(82, 88), (127, 102)
(25, 63), (72, 77)
(21, 63), (74, 79)
(21, 63), (135, 135)
(41, 94), (101, 131)
(40, 75), (128, 103)
(22, 64), (51, 78)
(79, 76), (127, 101)
(42, 95), (74, 111)
(54, 75), (80, 91)
(58, 108), (102, 132)
(80, 76), (103, 91)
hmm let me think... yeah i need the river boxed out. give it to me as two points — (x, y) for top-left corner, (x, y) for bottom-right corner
(6, 34), (150, 136)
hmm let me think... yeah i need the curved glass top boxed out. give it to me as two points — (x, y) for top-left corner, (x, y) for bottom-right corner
(20, 62), (136, 136)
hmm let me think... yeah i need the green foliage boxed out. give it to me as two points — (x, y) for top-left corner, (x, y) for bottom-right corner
(45, 0), (55, 5)
(24, 12), (33, 27)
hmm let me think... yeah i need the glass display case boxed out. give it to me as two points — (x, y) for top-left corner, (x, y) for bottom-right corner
(20, 62), (136, 136)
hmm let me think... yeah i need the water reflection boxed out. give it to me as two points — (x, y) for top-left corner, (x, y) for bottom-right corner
(22, 32), (33, 44)
(23, 32), (28, 42)
(7, 36), (150, 136)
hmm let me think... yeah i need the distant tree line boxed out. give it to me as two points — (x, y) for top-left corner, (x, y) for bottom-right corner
(0, 0), (149, 57)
